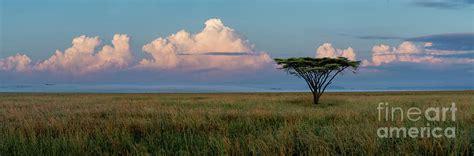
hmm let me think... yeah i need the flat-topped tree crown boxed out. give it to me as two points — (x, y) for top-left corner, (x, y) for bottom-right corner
(274, 57), (360, 105)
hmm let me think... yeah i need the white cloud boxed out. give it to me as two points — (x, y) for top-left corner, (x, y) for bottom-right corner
(0, 53), (32, 72)
(424, 42), (433, 47)
(396, 41), (420, 54)
(369, 44), (399, 66)
(138, 18), (272, 70)
(3, 20), (472, 77)
(315, 43), (356, 61)
(363, 41), (474, 66)
(34, 34), (132, 74)
(0, 34), (132, 75)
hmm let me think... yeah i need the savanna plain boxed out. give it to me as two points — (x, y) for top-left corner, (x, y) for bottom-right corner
(0, 91), (473, 155)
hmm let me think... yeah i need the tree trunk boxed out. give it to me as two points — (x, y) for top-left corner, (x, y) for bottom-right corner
(312, 92), (319, 105)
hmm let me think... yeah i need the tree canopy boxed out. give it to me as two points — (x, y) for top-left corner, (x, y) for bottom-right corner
(274, 57), (360, 105)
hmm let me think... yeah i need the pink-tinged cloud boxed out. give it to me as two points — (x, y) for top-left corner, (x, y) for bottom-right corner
(35, 34), (132, 74)
(362, 41), (474, 66)
(0, 54), (32, 72)
(138, 19), (272, 70)
(1, 34), (131, 75)
(315, 43), (356, 61)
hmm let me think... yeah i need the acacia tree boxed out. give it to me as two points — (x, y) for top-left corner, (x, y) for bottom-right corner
(274, 57), (360, 105)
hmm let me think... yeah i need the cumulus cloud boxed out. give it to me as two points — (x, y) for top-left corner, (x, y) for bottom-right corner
(0, 54), (32, 72)
(316, 43), (356, 61)
(363, 41), (474, 66)
(138, 18), (272, 70)
(2, 18), (471, 78)
(0, 34), (132, 75)
(0, 19), (272, 75)
(35, 34), (132, 74)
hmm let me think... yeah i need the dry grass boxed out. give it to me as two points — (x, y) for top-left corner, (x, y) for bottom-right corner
(0, 91), (473, 155)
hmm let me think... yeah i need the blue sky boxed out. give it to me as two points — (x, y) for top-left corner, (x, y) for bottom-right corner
(1, 0), (473, 91)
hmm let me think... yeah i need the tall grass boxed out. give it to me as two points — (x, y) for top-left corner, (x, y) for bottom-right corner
(0, 91), (473, 155)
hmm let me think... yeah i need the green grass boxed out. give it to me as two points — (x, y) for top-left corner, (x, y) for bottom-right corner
(0, 91), (473, 155)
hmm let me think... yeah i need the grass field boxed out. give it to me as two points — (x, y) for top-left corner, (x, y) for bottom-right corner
(0, 91), (473, 155)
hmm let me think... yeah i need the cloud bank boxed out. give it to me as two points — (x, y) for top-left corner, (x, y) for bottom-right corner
(0, 19), (273, 76)
(138, 19), (272, 70)
(1, 19), (472, 81)
(412, 0), (474, 9)
(362, 41), (474, 66)
(406, 33), (474, 51)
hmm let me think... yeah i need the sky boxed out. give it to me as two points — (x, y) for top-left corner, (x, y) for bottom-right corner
(1, 0), (473, 91)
